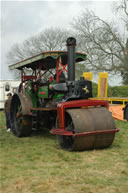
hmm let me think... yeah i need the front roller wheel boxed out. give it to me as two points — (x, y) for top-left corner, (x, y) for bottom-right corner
(56, 107), (116, 151)
(56, 113), (74, 151)
(10, 94), (32, 137)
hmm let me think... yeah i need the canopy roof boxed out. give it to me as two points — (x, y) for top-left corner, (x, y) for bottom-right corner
(9, 51), (87, 71)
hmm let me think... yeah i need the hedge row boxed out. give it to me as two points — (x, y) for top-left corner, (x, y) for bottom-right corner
(92, 83), (128, 97)
(108, 85), (128, 97)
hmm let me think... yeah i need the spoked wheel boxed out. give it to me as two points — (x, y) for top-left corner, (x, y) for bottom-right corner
(56, 107), (116, 151)
(10, 94), (32, 137)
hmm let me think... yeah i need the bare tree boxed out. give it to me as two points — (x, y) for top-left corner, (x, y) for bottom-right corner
(72, 0), (128, 84)
(7, 27), (71, 65)
(114, 0), (128, 84)
(115, 0), (128, 31)
(38, 28), (71, 51)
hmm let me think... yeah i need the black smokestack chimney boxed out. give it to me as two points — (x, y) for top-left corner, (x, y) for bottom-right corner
(66, 37), (76, 81)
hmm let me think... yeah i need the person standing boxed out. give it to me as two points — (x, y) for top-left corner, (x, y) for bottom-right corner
(4, 93), (12, 132)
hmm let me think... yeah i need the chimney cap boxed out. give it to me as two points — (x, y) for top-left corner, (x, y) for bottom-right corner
(66, 37), (76, 46)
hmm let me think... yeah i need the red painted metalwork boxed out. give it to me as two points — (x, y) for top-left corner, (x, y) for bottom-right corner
(22, 75), (37, 80)
(20, 59), (57, 89)
(34, 84), (37, 92)
(56, 57), (68, 83)
(20, 69), (37, 92)
(40, 91), (46, 95)
(50, 99), (120, 136)
(56, 59), (59, 83)
(50, 128), (120, 136)
(49, 76), (53, 83)
(16, 112), (20, 118)
(57, 100), (109, 130)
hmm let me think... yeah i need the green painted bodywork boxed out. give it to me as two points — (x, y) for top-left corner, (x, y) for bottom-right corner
(38, 86), (48, 99)
(53, 93), (64, 100)
(25, 80), (65, 106)
(25, 81), (37, 107)
(49, 81), (64, 100)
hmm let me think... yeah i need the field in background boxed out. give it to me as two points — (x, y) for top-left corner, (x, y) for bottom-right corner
(0, 111), (128, 193)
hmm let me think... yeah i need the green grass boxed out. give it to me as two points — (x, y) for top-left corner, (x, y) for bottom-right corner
(0, 111), (128, 193)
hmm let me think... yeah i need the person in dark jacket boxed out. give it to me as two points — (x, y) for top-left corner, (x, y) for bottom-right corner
(4, 93), (12, 132)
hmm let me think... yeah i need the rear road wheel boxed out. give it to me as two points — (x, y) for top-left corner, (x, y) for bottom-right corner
(10, 94), (32, 137)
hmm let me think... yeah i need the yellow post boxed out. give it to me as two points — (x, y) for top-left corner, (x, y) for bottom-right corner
(82, 72), (93, 81)
(98, 72), (108, 97)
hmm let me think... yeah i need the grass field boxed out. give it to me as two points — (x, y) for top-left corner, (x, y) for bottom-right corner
(0, 111), (128, 193)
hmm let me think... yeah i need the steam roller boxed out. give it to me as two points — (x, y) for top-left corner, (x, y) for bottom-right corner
(9, 37), (119, 151)
(51, 37), (119, 151)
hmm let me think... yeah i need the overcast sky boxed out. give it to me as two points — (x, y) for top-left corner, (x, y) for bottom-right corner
(0, 0), (122, 85)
